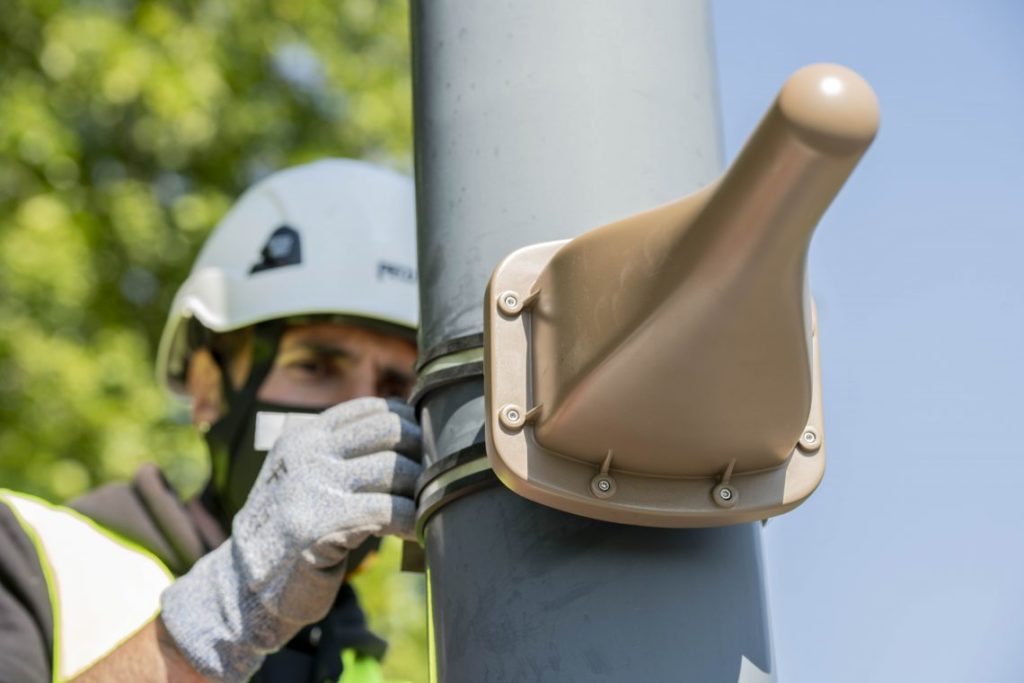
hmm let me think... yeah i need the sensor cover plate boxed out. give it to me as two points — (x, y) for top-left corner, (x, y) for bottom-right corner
(484, 240), (826, 528)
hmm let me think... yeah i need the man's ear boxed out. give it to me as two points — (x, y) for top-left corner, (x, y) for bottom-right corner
(186, 348), (224, 429)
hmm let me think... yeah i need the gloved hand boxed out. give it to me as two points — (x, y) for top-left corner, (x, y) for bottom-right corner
(160, 397), (422, 683)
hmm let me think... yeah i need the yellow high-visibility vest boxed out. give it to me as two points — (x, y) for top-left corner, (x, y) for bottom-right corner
(1, 490), (173, 682)
(1, 490), (397, 683)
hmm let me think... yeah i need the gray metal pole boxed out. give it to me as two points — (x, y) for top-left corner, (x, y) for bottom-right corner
(411, 2), (774, 681)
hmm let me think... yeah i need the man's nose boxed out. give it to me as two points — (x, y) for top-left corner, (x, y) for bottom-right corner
(348, 361), (382, 399)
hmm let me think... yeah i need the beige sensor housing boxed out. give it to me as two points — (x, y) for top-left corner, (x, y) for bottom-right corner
(484, 64), (879, 527)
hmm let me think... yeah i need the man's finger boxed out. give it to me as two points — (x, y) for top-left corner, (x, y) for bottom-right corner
(360, 493), (417, 541)
(330, 412), (422, 460)
(336, 451), (421, 497)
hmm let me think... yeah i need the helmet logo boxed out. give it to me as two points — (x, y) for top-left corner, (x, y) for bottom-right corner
(251, 226), (302, 274)
(377, 260), (416, 283)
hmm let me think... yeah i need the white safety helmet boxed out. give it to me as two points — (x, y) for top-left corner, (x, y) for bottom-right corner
(157, 158), (419, 396)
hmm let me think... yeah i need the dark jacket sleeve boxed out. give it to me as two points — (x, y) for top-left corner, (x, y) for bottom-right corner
(0, 501), (53, 683)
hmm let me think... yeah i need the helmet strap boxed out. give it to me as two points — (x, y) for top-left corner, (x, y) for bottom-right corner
(201, 320), (286, 529)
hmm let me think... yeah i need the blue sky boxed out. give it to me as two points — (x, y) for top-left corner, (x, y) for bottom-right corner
(712, 2), (1024, 681)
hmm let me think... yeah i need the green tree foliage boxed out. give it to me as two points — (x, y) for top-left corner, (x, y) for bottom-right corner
(0, 0), (426, 677)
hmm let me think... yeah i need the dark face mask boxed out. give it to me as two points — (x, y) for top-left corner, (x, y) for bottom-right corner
(204, 398), (324, 522)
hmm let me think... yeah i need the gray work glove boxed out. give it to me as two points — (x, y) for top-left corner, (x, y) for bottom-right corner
(160, 397), (422, 683)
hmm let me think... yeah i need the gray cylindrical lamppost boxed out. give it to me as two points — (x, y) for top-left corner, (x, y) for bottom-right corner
(410, 2), (775, 681)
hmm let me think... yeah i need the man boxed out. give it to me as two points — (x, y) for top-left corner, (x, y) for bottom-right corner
(0, 158), (424, 682)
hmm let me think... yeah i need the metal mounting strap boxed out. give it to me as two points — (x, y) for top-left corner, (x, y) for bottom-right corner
(416, 333), (484, 372)
(408, 358), (483, 410)
(413, 442), (496, 542)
